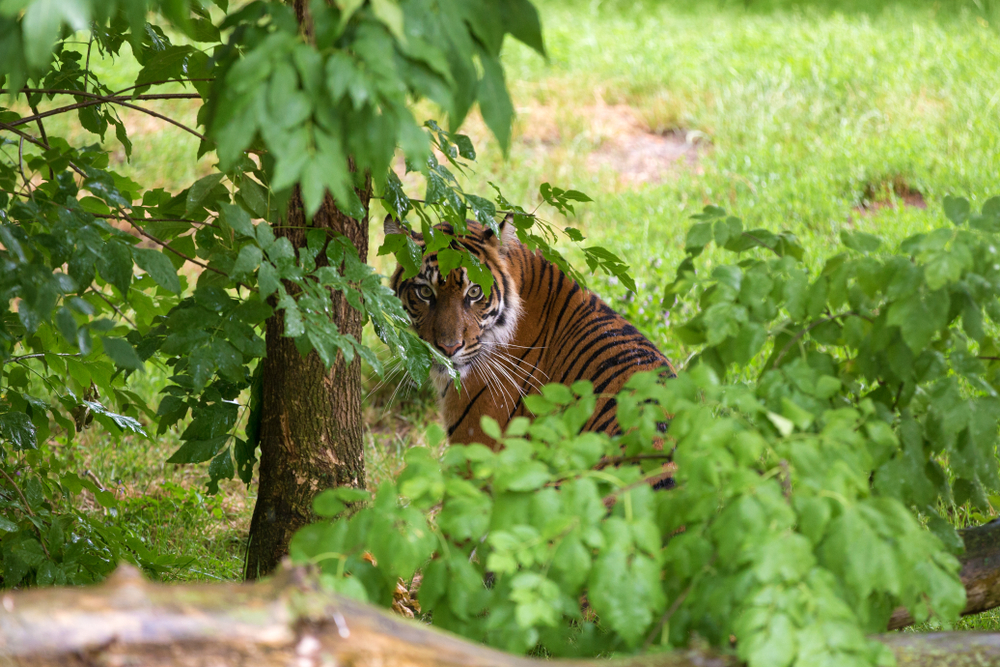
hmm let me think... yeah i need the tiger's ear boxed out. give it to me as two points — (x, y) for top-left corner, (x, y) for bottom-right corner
(485, 213), (518, 248)
(384, 215), (406, 237)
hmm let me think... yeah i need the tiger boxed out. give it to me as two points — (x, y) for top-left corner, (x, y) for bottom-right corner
(385, 214), (677, 450)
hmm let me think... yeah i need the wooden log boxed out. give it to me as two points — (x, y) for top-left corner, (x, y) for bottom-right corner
(888, 518), (1000, 630)
(0, 563), (998, 667)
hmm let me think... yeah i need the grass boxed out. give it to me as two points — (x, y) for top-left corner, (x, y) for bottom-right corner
(13, 0), (1000, 628)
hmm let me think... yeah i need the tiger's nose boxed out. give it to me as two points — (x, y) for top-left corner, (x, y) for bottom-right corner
(438, 341), (463, 357)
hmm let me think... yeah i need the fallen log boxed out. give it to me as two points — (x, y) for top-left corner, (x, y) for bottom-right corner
(0, 561), (998, 667)
(888, 518), (1000, 630)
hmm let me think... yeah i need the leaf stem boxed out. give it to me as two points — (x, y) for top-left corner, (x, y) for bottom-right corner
(771, 311), (870, 369)
(0, 467), (52, 559)
(88, 286), (138, 328)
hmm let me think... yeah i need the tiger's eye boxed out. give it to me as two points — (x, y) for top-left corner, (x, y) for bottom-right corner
(467, 284), (483, 300)
(416, 285), (434, 301)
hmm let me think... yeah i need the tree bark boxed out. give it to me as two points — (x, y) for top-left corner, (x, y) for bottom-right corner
(244, 184), (370, 579)
(1, 564), (1000, 667)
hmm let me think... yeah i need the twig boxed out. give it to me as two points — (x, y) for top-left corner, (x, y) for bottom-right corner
(85, 469), (107, 492)
(0, 467), (52, 559)
(6, 89), (203, 103)
(594, 453), (673, 470)
(642, 556), (714, 652)
(111, 78), (214, 95)
(0, 122), (87, 177)
(117, 209), (251, 289)
(94, 214), (220, 229)
(3, 92), (206, 142)
(89, 287), (138, 328)
(16, 135), (30, 195)
(83, 35), (94, 95)
(779, 459), (792, 500)
(7, 353), (82, 363)
(601, 467), (678, 504)
(772, 311), (870, 369)
(27, 102), (53, 179)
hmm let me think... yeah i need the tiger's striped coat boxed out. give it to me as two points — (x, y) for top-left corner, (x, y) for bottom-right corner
(386, 216), (675, 448)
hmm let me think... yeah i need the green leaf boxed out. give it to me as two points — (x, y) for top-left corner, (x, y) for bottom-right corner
(167, 436), (229, 464)
(231, 245), (263, 283)
(0, 412), (37, 450)
(133, 248), (181, 294)
(477, 52), (513, 154)
(84, 401), (148, 436)
(220, 203), (257, 238)
(886, 289), (949, 353)
(686, 222), (713, 253)
(371, 0), (405, 41)
(314, 489), (347, 517)
(98, 240), (133, 296)
(588, 551), (664, 647)
(102, 337), (145, 371)
(501, 0), (545, 56)
(186, 173), (226, 215)
(943, 195), (970, 225)
(134, 45), (196, 89)
(840, 230), (881, 253)
(22, 0), (89, 70)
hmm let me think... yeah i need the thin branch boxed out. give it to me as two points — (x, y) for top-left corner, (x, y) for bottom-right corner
(2, 92), (206, 142)
(116, 209), (252, 290)
(0, 122), (87, 177)
(601, 467), (677, 504)
(642, 555), (716, 652)
(101, 99), (208, 142)
(94, 214), (220, 229)
(88, 286), (138, 328)
(111, 78), (214, 95)
(7, 353), (82, 363)
(27, 101), (53, 180)
(17, 135), (30, 194)
(594, 453), (673, 470)
(83, 34), (94, 95)
(779, 459), (792, 500)
(5, 89), (203, 103)
(772, 311), (870, 369)
(0, 467), (52, 559)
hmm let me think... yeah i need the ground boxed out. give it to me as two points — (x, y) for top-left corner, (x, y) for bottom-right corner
(27, 0), (1000, 628)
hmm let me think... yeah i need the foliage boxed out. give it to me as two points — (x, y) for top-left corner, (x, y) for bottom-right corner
(0, 440), (191, 587)
(289, 197), (1000, 666)
(0, 0), (554, 583)
(0, 0), (642, 586)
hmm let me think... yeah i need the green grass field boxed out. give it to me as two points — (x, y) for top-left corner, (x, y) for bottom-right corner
(40, 0), (1000, 629)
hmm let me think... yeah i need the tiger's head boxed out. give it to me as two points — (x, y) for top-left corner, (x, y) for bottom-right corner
(385, 216), (523, 379)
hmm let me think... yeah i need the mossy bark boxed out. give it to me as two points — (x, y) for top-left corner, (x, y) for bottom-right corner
(243, 184), (370, 579)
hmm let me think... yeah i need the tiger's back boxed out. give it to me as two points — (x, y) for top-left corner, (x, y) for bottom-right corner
(387, 216), (675, 447)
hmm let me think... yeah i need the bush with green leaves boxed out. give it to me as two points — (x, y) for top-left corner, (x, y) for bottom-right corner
(290, 197), (1000, 667)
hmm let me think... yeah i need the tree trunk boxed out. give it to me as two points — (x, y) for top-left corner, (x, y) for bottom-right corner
(2, 563), (1000, 667)
(244, 186), (370, 579)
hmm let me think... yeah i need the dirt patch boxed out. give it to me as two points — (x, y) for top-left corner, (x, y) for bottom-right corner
(853, 176), (927, 216)
(517, 101), (704, 185)
(587, 128), (702, 185)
